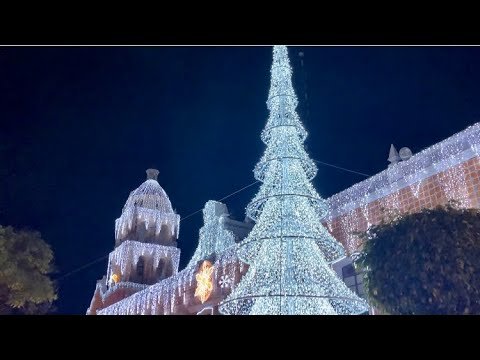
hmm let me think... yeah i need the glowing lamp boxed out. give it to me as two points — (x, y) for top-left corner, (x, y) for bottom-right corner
(111, 273), (120, 284)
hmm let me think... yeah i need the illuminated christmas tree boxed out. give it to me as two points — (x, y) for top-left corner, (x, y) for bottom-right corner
(219, 46), (369, 315)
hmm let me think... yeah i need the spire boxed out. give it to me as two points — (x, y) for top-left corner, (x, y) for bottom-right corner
(146, 168), (159, 181)
(219, 45), (368, 315)
(268, 45), (296, 104)
(388, 144), (400, 165)
(263, 45), (306, 144)
(187, 201), (236, 268)
(114, 169), (180, 247)
(271, 45), (290, 69)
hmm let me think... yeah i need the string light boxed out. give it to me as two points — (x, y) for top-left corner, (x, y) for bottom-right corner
(110, 273), (120, 284)
(219, 274), (233, 289)
(327, 123), (480, 254)
(94, 46), (480, 316)
(195, 261), (214, 304)
(106, 240), (180, 283)
(219, 46), (368, 315)
(327, 123), (480, 220)
(187, 201), (236, 268)
(115, 178), (180, 241)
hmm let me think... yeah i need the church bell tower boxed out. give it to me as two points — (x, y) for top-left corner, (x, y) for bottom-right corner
(87, 169), (181, 314)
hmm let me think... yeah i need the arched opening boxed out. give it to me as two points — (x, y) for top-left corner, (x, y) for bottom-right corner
(136, 256), (145, 282)
(137, 221), (148, 242)
(156, 258), (173, 281)
(156, 258), (166, 281)
(158, 224), (174, 245)
(164, 259), (173, 278)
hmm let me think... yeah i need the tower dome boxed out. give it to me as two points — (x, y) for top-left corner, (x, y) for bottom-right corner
(122, 170), (175, 214)
(115, 169), (180, 247)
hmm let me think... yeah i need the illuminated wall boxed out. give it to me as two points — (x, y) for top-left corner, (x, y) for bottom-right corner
(325, 123), (480, 255)
(89, 123), (480, 315)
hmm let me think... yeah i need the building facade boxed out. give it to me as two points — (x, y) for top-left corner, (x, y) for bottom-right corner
(87, 171), (254, 315)
(87, 121), (480, 315)
(87, 43), (480, 315)
(326, 123), (480, 256)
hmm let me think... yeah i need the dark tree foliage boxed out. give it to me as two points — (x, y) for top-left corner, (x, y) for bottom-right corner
(0, 226), (57, 314)
(355, 202), (480, 315)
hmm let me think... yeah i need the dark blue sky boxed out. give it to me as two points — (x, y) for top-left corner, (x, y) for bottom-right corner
(1, 46), (479, 314)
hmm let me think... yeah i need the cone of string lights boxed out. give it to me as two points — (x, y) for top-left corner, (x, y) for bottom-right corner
(219, 46), (369, 315)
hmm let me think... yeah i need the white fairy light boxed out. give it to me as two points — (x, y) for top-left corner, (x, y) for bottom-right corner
(327, 122), (480, 220)
(98, 264), (196, 315)
(340, 210), (362, 254)
(98, 248), (243, 315)
(115, 175), (180, 242)
(441, 166), (471, 208)
(361, 194), (371, 229)
(106, 240), (180, 283)
(187, 201), (236, 268)
(219, 46), (368, 315)
(325, 219), (334, 233)
(407, 173), (422, 199)
(219, 274), (233, 289)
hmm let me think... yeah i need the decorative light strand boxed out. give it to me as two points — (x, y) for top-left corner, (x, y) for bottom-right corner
(328, 122), (480, 220)
(187, 201), (236, 268)
(219, 46), (368, 315)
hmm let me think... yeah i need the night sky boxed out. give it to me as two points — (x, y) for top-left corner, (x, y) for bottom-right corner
(1, 46), (480, 314)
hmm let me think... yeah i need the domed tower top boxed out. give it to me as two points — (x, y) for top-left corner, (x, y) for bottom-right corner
(115, 169), (180, 247)
(121, 169), (175, 214)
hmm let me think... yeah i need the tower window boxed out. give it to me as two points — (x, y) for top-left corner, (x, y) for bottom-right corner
(157, 258), (166, 279)
(164, 260), (173, 278)
(137, 257), (145, 279)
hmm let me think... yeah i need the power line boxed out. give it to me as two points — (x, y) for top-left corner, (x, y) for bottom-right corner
(313, 158), (371, 178)
(53, 51), (369, 285)
(178, 180), (260, 222)
(55, 160), (369, 282)
(56, 254), (109, 282)
(217, 180), (260, 202)
(178, 209), (204, 222)
(296, 50), (370, 179)
(55, 180), (262, 282)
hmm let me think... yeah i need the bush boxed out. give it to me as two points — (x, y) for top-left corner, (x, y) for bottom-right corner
(355, 203), (480, 315)
(0, 225), (57, 314)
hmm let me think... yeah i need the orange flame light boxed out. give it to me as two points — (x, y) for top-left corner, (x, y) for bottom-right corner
(195, 261), (214, 304)
(110, 273), (120, 284)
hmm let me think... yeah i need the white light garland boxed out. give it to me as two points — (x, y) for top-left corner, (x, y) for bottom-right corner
(98, 246), (242, 315)
(340, 210), (362, 253)
(106, 240), (180, 283)
(361, 194), (371, 229)
(115, 178), (180, 242)
(187, 201), (236, 268)
(101, 281), (148, 302)
(326, 122), (480, 255)
(327, 122), (480, 220)
(406, 173), (423, 199)
(98, 264), (197, 315)
(219, 274), (233, 289)
(219, 46), (368, 315)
